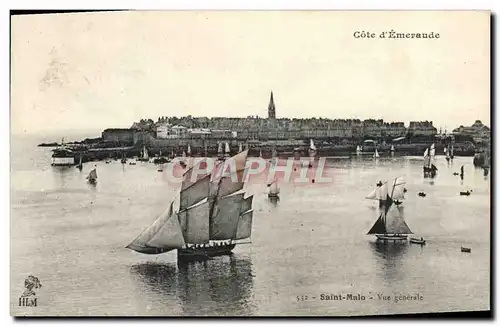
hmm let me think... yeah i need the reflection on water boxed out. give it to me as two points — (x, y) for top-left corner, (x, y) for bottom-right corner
(129, 255), (254, 316)
(370, 241), (409, 284)
(268, 196), (279, 207)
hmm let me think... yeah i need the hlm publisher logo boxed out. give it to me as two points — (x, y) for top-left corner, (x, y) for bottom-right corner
(18, 275), (42, 307)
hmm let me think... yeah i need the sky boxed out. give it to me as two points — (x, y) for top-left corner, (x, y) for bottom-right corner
(11, 11), (490, 135)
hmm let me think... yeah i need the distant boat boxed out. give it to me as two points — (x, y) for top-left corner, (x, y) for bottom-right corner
(390, 145), (395, 152)
(157, 164), (164, 172)
(373, 149), (380, 158)
(224, 142), (230, 158)
(86, 167), (97, 184)
(309, 139), (317, 156)
(153, 149), (170, 164)
(137, 146), (149, 162)
(259, 148), (263, 158)
(239, 143), (243, 153)
(51, 138), (75, 166)
(268, 179), (280, 198)
(445, 145), (451, 162)
(121, 151), (127, 164)
(217, 142), (224, 161)
(76, 155), (83, 170)
(460, 190), (471, 196)
(461, 246), (471, 253)
(367, 198), (412, 241)
(356, 145), (362, 155)
(423, 144), (437, 176)
(187, 144), (192, 157)
(126, 150), (254, 261)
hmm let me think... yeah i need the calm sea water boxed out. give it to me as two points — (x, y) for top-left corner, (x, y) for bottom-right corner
(11, 134), (490, 316)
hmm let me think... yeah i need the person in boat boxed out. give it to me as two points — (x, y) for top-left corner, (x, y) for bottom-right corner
(376, 181), (383, 187)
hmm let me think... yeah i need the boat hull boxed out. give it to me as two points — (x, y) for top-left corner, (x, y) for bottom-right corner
(177, 244), (236, 261)
(375, 234), (408, 241)
(410, 238), (426, 245)
(51, 157), (75, 166)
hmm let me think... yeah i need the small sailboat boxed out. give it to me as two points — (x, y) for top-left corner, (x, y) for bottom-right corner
(239, 143), (243, 153)
(126, 150), (254, 261)
(309, 139), (317, 157)
(86, 167), (97, 184)
(137, 146), (149, 162)
(367, 199), (412, 241)
(76, 155), (83, 170)
(423, 144), (437, 176)
(390, 145), (395, 156)
(373, 149), (380, 159)
(259, 148), (263, 158)
(217, 142), (224, 161)
(179, 151), (187, 168)
(356, 145), (362, 155)
(224, 142), (231, 159)
(268, 179), (280, 198)
(187, 144), (192, 157)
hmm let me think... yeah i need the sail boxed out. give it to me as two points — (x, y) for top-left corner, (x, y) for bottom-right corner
(366, 187), (379, 200)
(146, 203), (186, 249)
(385, 206), (413, 234)
(239, 143), (243, 153)
(259, 149), (262, 157)
(187, 145), (191, 155)
(217, 170), (246, 198)
(391, 145), (395, 152)
(269, 180), (279, 195)
(127, 202), (184, 252)
(218, 142), (223, 154)
(182, 159), (212, 191)
(390, 177), (406, 200)
(180, 173), (211, 210)
(210, 193), (244, 240)
(178, 199), (211, 244)
(356, 145), (361, 153)
(234, 209), (253, 240)
(378, 183), (388, 199)
(310, 139), (316, 151)
(225, 142), (230, 154)
(373, 149), (379, 158)
(87, 168), (97, 180)
(367, 214), (387, 234)
(143, 146), (149, 159)
(213, 149), (248, 181)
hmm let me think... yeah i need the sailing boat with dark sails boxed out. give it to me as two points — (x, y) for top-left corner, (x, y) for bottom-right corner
(367, 198), (413, 241)
(126, 150), (254, 261)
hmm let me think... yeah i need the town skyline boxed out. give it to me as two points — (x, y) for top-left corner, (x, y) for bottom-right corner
(11, 11), (490, 135)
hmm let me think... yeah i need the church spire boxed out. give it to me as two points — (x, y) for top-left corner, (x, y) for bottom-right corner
(268, 91), (276, 119)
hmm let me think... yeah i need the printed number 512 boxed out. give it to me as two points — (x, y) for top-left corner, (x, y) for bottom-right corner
(297, 295), (308, 301)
